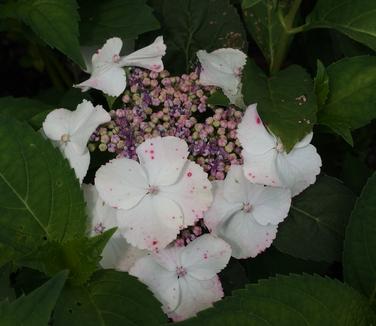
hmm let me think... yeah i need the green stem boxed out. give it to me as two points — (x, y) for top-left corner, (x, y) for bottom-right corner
(269, 0), (303, 74)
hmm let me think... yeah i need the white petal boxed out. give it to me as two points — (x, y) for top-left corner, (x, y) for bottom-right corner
(136, 136), (189, 186)
(69, 100), (111, 153)
(119, 36), (166, 72)
(42, 108), (71, 141)
(75, 65), (126, 97)
(91, 37), (123, 69)
(294, 132), (313, 149)
(242, 149), (282, 186)
(95, 158), (148, 210)
(169, 276), (224, 321)
(181, 234), (231, 280)
(204, 181), (242, 233)
(250, 185), (291, 225)
(116, 195), (184, 251)
(197, 48), (246, 102)
(129, 254), (180, 312)
(160, 161), (213, 226)
(82, 183), (117, 232)
(276, 144), (322, 196)
(222, 165), (249, 204)
(80, 46), (96, 73)
(237, 104), (276, 155)
(219, 210), (278, 259)
(63, 143), (90, 183)
(103, 235), (147, 271)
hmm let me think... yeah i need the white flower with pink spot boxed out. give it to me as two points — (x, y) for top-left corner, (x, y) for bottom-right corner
(238, 104), (322, 196)
(95, 136), (213, 251)
(129, 234), (231, 321)
(205, 165), (291, 259)
(42, 100), (111, 183)
(75, 36), (166, 97)
(197, 48), (247, 106)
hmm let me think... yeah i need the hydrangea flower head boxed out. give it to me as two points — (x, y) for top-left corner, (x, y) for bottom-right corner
(89, 68), (244, 181)
(75, 36), (166, 97)
(95, 136), (213, 251)
(42, 100), (110, 183)
(205, 165), (291, 258)
(197, 48), (247, 106)
(237, 104), (322, 196)
(83, 184), (145, 271)
(129, 234), (231, 321)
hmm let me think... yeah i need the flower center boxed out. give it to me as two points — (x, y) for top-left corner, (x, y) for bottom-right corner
(94, 222), (106, 234)
(60, 133), (70, 144)
(112, 54), (121, 63)
(147, 185), (159, 195)
(176, 266), (187, 278)
(243, 202), (253, 213)
(276, 141), (284, 153)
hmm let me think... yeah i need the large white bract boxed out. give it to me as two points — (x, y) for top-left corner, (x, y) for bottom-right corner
(75, 36), (166, 97)
(95, 136), (213, 252)
(129, 234), (231, 321)
(238, 104), (322, 196)
(42, 99), (110, 183)
(205, 165), (291, 259)
(197, 48), (247, 106)
(83, 184), (145, 271)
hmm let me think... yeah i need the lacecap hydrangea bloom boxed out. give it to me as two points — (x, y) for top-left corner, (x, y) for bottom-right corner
(129, 234), (231, 321)
(42, 99), (110, 183)
(205, 165), (291, 258)
(237, 104), (322, 196)
(89, 67), (244, 181)
(75, 36), (166, 97)
(95, 136), (213, 252)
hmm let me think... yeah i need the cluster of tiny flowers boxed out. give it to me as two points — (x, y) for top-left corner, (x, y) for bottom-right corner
(89, 68), (243, 180)
(175, 219), (208, 247)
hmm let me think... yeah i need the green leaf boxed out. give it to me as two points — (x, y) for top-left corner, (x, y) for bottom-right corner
(241, 0), (262, 9)
(79, 0), (160, 46)
(16, 0), (84, 66)
(306, 0), (376, 52)
(0, 270), (68, 326)
(244, 247), (330, 283)
(21, 229), (116, 285)
(54, 269), (167, 325)
(0, 116), (87, 259)
(242, 59), (317, 152)
(274, 175), (356, 262)
(180, 274), (376, 325)
(342, 153), (373, 195)
(344, 172), (376, 302)
(159, 0), (247, 73)
(0, 96), (53, 122)
(0, 264), (15, 301)
(318, 56), (376, 141)
(207, 90), (230, 107)
(241, 0), (297, 73)
(314, 60), (330, 109)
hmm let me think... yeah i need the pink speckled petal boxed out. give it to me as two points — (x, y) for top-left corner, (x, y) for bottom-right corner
(219, 210), (277, 259)
(237, 104), (276, 155)
(242, 148), (282, 186)
(119, 36), (166, 72)
(160, 161), (213, 226)
(181, 234), (231, 280)
(168, 275), (224, 321)
(95, 158), (148, 210)
(129, 255), (180, 312)
(136, 136), (189, 186)
(116, 195), (184, 251)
